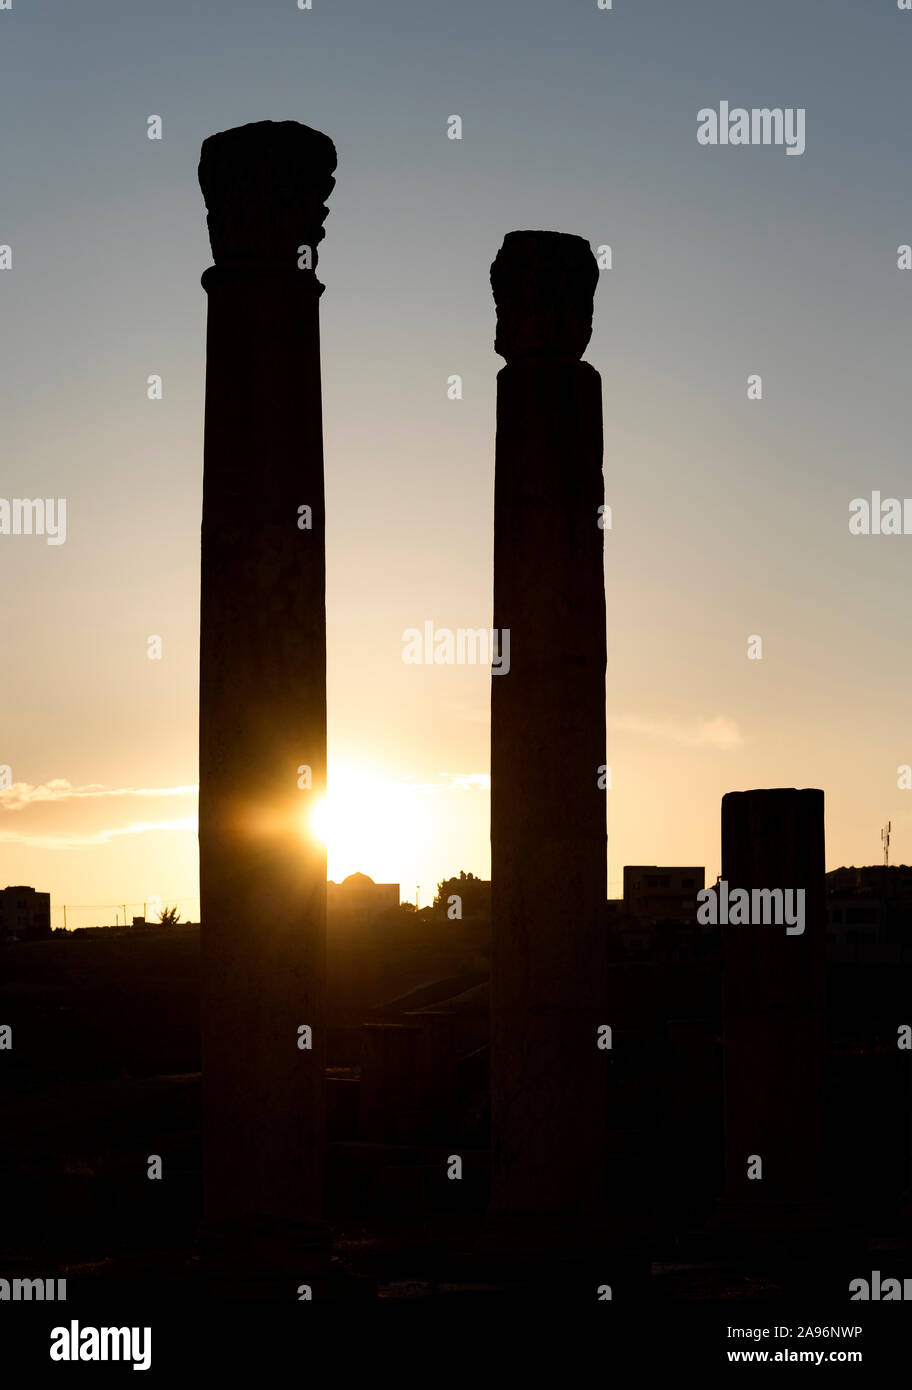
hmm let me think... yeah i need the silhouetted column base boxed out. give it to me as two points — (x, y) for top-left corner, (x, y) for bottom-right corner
(477, 1210), (614, 1256)
(466, 1225), (648, 1302)
(710, 1197), (834, 1233)
(193, 1215), (332, 1293)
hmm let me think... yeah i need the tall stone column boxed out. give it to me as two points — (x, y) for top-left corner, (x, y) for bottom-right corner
(719, 788), (827, 1226)
(197, 121), (335, 1269)
(487, 231), (608, 1248)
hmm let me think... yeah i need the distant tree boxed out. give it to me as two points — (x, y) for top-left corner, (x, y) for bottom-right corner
(158, 905), (181, 927)
(433, 870), (489, 917)
(374, 902), (418, 925)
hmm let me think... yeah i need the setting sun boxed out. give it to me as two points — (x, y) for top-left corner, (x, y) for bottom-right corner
(308, 763), (422, 888)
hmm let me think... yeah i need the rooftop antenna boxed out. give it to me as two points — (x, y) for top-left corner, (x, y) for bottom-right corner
(882, 820), (891, 867)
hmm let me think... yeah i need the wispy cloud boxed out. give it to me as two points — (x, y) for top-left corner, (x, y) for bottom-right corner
(608, 714), (741, 750)
(407, 772), (490, 795)
(0, 780), (198, 812)
(0, 780), (198, 849)
(0, 817), (197, 851)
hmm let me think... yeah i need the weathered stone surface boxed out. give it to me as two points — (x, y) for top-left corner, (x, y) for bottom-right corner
(198, 119), (336, 284)
(490, 230), (598, 361)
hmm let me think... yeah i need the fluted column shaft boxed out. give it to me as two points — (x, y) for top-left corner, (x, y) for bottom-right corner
(197, 121), (335, 1236)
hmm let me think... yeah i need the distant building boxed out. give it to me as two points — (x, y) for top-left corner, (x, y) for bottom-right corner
(623, 866), (705, 921)
(0, 885), (51, 941)
(826, 864), (912, 899)
(132, 916), (146, 929)
(826, 865), (912, 963)
(607, 867), (711, 963)
(327, 873), (399, 925)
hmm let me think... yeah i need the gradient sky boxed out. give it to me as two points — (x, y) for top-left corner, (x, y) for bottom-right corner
(1, 0), (910, 925)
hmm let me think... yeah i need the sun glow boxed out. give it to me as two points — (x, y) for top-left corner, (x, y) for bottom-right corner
(308, 763), (421, 885)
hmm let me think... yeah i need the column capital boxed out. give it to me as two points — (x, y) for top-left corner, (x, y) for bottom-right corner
(490, 230), (598, 362)
(198, 120), (336, 286)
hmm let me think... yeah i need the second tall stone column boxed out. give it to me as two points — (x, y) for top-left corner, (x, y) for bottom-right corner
(488, 231), (609, 1248)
